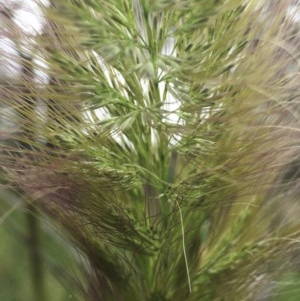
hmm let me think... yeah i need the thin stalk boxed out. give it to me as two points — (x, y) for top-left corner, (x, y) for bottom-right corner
(177, 200), (192, 293)
(26, 203), (47, 301)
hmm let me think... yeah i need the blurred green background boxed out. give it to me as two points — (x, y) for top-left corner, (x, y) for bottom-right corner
(0, 191), (82, 301)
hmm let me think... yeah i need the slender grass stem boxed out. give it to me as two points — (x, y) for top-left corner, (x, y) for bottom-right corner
(26, 203), (46, 301)
(177, 201), (192, 293)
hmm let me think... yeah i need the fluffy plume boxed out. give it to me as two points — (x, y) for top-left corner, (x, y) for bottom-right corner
(1, 0), (300, 300)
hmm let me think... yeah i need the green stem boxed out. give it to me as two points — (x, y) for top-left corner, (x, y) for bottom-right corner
(26, 203), (47, 301)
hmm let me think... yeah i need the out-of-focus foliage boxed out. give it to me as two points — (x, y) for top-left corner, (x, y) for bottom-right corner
(1, 0), (300, 300)
(0, 191), (80, 301)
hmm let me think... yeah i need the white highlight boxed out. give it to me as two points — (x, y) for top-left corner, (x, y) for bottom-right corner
(0, 37), (21, 80)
